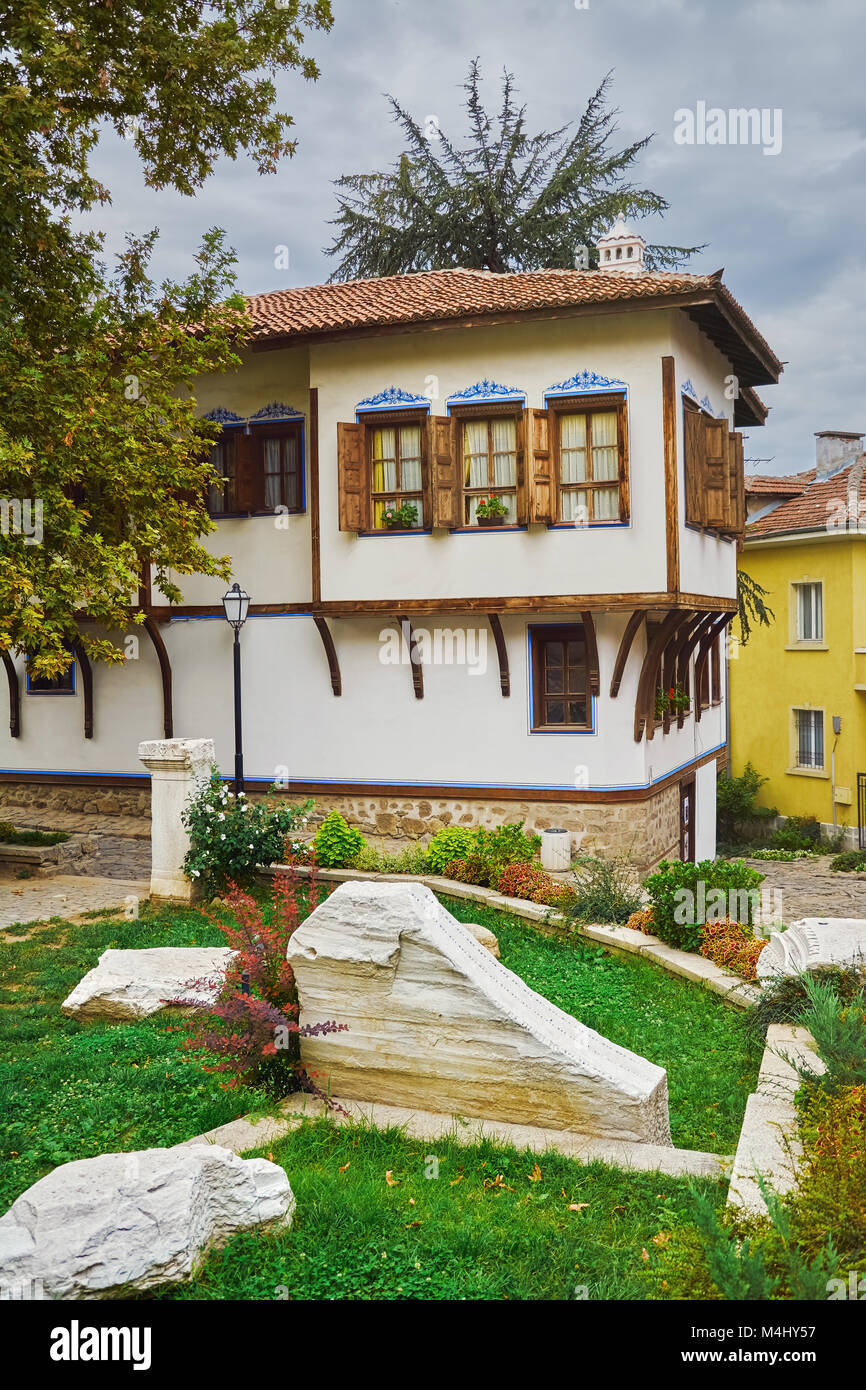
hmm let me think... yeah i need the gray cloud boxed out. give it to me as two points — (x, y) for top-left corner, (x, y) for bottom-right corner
(86, 0), (866, 472)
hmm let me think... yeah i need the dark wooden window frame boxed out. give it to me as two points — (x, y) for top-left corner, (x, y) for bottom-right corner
(548, 392), (630, 525)
(529, 623), (594, 733)
(362, 409), (430, 531)
(208, 419), (305, 518)
(450, 401), (525, 527)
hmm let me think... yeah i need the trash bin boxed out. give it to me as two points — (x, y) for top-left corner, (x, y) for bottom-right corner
(540, 828), (571, 873)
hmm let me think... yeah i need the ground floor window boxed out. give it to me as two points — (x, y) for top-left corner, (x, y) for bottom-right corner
(530, 625), (592, 731)
(794, 707), (824, 769)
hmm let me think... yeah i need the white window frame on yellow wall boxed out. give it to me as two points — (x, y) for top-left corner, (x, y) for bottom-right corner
(788, 705), (828, 777)
(788, 580), (826, 648)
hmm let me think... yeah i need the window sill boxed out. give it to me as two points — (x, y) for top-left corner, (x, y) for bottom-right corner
(26, 690), (75, 697)
(209, 509), (306, 520)
(358, 528), (432, 537)
(547, 520), (630, 530)
(786, 766), (829, 779)
(451, 524), (528, 533)
(530, 725), (594, 735)
(784, 643), (829, 652)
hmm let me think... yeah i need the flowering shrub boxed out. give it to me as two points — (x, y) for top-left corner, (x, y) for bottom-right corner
(380, 501), (418, 528)
(183, 872), (346, 1098)
(182, 769), (312, 896)
(699, 919), (767, 981)
(475, 495), (508, 520)
(626, 907), (657, 935)
(313, 811), (366, 868)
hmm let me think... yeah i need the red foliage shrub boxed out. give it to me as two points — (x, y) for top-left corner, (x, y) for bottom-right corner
(699, 918), (767, 981)
(184, 869), (345, 1098)
(626, 907), (656, 936)
(494, 861), (573, 907)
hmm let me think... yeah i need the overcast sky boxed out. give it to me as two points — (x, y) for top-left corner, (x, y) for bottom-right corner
(90, 0), (866, 475)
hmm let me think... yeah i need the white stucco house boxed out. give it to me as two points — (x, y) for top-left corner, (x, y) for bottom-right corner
(0, 223), (782, 869)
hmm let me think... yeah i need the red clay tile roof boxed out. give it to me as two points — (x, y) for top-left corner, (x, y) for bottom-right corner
(745, 471), (812, 497)
(746, 461), (864, 539)
(244, 267), (781, 387)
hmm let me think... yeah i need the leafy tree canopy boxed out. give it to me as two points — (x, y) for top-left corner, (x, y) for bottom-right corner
(0, 1), (333, 675)
(327, 60), (702, 280)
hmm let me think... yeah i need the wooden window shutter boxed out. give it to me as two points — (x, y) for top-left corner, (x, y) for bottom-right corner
(728, 430), (746, 537)
(515, 410), (529, 524)
(702, 418), (731, 530)
(234, 431), (259, 513)
(428, 415), (459, 528)
(337, 422), (369, 532)
(527, 408), (554, 524)
(683, 407), (704, 525)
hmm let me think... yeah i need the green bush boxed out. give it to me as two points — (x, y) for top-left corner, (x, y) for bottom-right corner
(182, 769), (311, 895)
(739, 964), (866, 1051)
(427, 826), (477, 874)
(771, 815), (822, 851)
(716, 762), (777, 843)
(643, 858), (765, 953)
(472, 822), (541, 873)
(313, 811), (366, 868)
(830, 849), (866, 874)
(563, 855), (642, 926)
(351, 843), (430, 874)
(0, 826), (69, 846)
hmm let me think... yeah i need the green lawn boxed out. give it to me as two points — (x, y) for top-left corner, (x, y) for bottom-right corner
(0, 890), (755, 1228)
(164, 1118), (720, 1302)
(0, 905), (272, 1211)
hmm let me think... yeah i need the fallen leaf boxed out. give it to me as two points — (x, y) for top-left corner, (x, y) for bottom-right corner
(641, 1248), (650, 1262)
(567, 1203), (589, 1212)
(652, 1232), (671, 1248)
(483, 1174), (514, 1191)
(339, 1163), (351, 1173)
(404, 1220), (422, 1229)
(408, 1198), (416, 1206)
(561, 1188), (567, 1199)
(385, 1170), (400, 1186)
(528, 1162), (543, 1183)
(449, 1175), (464, 1187)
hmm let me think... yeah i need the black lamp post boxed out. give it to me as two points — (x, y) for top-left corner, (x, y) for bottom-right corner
(222, 582), (250, 796)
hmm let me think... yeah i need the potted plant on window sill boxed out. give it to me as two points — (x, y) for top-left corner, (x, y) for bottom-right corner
(655, 683), (691, 719)
(380, 501), (418, 531)
(475, 496), (508, 527)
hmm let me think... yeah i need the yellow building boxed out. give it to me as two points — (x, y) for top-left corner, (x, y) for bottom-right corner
(730, 431), (866, 848)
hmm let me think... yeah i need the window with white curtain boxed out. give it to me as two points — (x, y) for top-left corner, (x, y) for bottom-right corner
(794, 708), (824, 769)
(370, 422), (425, 527)
(557, 407), (622, 522)
(461, 415), (518, 523)
(795, 582), (824, 642)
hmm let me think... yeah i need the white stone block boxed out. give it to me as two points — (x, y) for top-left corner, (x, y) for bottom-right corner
(60, 947), (234, 1020)
(0, 1145), (294, 1300)
(757, 916), (866, 980)
(286, 880), (672, 1145)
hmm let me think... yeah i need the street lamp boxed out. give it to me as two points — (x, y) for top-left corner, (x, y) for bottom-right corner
(222, 582), (250, 796)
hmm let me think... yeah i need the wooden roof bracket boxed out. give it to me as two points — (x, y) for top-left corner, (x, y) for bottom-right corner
(142, 614), (174, 737)
(395, 616), (424, 700)
(71, 636), (94, 739)
(2, 652), (20, 738)
(313, 616), (342, 697)
(487, 614), (510, 697)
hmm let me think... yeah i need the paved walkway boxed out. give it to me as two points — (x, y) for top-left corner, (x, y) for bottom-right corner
(742, 854), (866, 920)
(0, 874), (150, 929)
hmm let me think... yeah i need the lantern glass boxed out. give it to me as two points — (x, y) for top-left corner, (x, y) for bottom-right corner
(222, 582), (250, 630)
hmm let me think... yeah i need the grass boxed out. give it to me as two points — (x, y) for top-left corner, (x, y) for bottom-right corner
(164, 1118), (723, 1302)
(0, 828), (69, 846)
(0, 887), (755, 1230)
(440, 896), (759, 1154)
(0, 904), (272, 1210)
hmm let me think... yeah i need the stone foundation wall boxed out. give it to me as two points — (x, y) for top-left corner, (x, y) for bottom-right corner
(0, 777), (684, 871)
(0, 782), (151, 820)
(296, 785), (681, 873)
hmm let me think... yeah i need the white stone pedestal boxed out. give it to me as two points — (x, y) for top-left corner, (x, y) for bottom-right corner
(540, 828), (572, 873)
(138, 739), (214, 904)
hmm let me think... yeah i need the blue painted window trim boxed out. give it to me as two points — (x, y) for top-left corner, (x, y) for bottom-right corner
(527, 624), (597, 736)
(544, 370), (628, 401)
(446, 380), (527, 412)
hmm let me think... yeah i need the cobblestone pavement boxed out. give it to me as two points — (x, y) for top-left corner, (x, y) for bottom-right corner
(742, 854), (866, 921)
(0, 874), (150, 929)
(0, 808), (150, 840)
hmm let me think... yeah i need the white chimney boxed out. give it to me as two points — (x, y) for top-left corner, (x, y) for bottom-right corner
(814, 431), (864, 478)
(596, 215), (646, 274)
